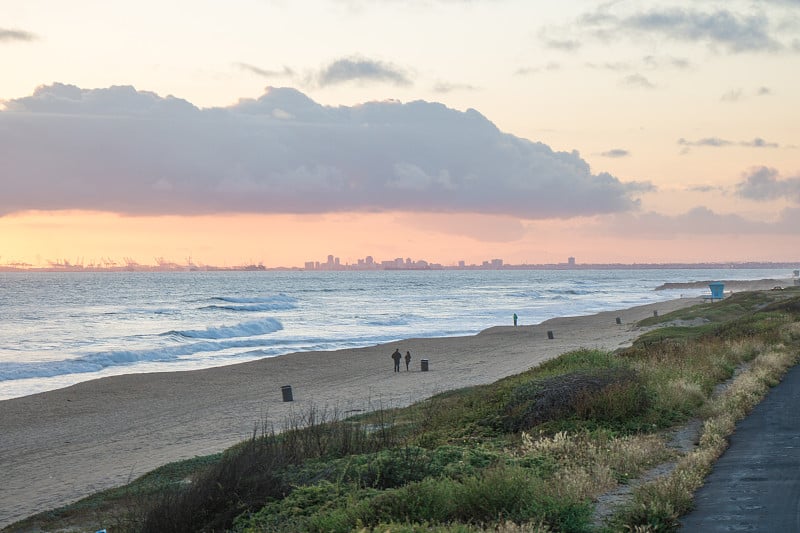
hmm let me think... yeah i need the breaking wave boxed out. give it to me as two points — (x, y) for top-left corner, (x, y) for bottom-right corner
(168, 318), (283, 340)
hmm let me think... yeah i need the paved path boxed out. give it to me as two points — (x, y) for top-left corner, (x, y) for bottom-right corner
(679, 363), (800, 531)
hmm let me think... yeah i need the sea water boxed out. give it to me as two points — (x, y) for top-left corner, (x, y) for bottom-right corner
(0, 268), (791, 400)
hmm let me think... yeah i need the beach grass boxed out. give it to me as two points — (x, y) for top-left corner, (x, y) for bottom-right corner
(7, 288), (800, 533)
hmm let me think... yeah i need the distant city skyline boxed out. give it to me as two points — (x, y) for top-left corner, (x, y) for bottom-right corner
(2, 249), (797, 273)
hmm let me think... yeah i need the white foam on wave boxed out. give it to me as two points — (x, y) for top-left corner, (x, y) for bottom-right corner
(170, 318), (283, 339)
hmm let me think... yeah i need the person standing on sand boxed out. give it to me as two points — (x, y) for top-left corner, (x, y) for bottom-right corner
(392, 349), (402, 372)
(513, 313), (518, 326)
(405, 350), (411, 371)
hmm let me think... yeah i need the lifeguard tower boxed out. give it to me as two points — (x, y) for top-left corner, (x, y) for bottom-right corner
(704, 282), (725, 302)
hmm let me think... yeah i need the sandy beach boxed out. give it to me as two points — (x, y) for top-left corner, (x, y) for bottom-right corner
(0, 287), (778, 528)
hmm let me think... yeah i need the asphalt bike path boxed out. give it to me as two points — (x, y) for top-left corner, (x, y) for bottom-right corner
(679, 362), (800, 531)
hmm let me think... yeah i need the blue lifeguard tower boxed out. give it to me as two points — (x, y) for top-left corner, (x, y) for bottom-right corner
(706, 282), (725, 301)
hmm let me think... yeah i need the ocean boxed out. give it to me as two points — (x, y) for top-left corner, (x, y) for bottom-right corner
(0, 268), (792, 401)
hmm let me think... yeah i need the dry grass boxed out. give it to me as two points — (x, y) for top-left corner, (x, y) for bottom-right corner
(518, 430), (673, 502)
(649, 377), (705, 416)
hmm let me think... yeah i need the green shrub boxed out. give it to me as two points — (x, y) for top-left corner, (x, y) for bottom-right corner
(234, 480), (345, 532)
(501, 368), (646, 432)
(277, 465), (593, 532)
(573, 376), (650, 423)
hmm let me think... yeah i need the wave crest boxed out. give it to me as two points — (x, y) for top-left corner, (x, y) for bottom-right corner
(169, 318), (283, 340)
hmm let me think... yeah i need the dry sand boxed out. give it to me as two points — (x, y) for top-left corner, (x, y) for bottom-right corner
(0, 285), (780, 528)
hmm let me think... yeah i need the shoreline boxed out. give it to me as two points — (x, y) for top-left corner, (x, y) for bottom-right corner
(0, 288), (772, 528)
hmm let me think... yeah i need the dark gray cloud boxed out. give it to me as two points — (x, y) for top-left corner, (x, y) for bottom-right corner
(735, 166), (800, 202)
(234, 62), (295, 79)
(317, 57), (411, 87)
(0, 84), (647, 219)
(678, 137), (781, 148)
(600, 149), (630, 158)
(578, 7), (788, 53)
(0, 28), (36, 42)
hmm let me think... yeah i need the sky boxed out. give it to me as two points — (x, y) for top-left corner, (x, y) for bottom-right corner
(1, 0), (799, 268)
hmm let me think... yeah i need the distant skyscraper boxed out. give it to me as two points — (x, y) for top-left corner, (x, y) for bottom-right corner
(568, 257), (576, 266)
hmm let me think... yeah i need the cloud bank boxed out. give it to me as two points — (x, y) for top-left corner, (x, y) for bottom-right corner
(0, 84), (647, 218)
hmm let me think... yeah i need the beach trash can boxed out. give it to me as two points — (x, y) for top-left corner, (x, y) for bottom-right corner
(709, 282), (724, 299)
(421, 359), (429, 372)
(281, 385), (293, 402)
(547, 330), (554, 339)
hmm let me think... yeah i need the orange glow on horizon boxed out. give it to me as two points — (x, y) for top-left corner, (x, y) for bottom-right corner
(1, 210), (798, 269)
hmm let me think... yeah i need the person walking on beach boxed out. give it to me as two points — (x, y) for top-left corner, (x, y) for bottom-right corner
(405, 350), (411, 371)
(513, 313), (518, 326)
(392, 349), (402, 372)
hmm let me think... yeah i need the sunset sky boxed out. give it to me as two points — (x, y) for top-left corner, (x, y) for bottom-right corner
(2, 0), (799, 268)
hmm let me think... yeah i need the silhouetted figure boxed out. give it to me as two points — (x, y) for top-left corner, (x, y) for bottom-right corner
(391, 349), (402, 372)
(405, 350), (411, 371)
(513, 313), (518, 326)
